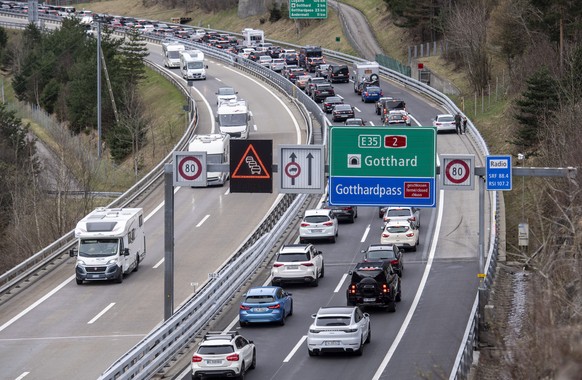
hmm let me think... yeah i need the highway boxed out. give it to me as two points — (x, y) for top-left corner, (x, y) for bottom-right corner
(0, 14), (492, 380)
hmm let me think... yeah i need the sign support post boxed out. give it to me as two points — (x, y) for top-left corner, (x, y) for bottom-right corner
(164, 163), (174, 321)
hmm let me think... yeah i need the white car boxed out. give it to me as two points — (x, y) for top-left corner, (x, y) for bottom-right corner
(257, 55), (273, 68)
(382, 206), (420, 229)
(270, 58), (286, 72)
(380, 220), (419, 251)
(191, 331), (256, 379)
(215, 87), (238, 105)
(299, 209), (339, 243)
(307, 306), (371, 356)
(432, 113), (456, 132)
(271, 244), (324, 287)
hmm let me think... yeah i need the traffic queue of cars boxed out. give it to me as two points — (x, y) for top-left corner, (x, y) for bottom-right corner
(190, 200), (422, 378)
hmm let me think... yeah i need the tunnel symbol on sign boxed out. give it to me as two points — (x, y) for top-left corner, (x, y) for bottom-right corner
(347, 154), (361, 168)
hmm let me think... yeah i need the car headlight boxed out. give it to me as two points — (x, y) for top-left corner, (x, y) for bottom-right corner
(77, 260), (86, 266)
(107, 259), (118, 265)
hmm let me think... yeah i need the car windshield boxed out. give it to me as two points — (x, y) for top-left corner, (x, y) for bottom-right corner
(244, 295), (275, 303)
(386, 225), (409, 233)
(79, 238), (119, 258)
(197, 345), (234, 355)
(387, 209), (411, 217)
(325, 97), (341, 103)
(439, 116), (454, 122)
(277, 252), (310, 262)
(304, 215), (330, 223)
(218, 113), (247, 127)
(366, 87), (381, 92)
(366, 249), (395, 260)
(335, 105), (351, 111)
(315, 316), (351, 326)
(218, 88), (235, 95)
(187, 61), (203, 69)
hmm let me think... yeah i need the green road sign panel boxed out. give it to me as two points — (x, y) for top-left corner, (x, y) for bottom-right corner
(289, 0), (328, 19)
(329, 126), (437, 207)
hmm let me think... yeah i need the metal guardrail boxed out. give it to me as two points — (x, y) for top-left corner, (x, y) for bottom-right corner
(0, 13), (499, 380)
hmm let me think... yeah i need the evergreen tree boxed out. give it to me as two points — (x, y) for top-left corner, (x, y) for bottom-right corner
(118, 27), (148, 89)
(513, 66), (559, 154)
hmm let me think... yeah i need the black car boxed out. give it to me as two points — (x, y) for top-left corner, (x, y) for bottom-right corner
(332, 104), (355, 122)
(362, 244), (403, 277)
(322, 201), (357, 223)
(327, 64), (350, 83)
(322, 96), (344, 113)
(312, 83), (335, 103)
(305, 76), (326, 96)
(380, 99), (407, 120)
(346, 260), (401, 311)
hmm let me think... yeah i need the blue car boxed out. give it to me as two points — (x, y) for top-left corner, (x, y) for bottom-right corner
(239, 286), (293, 326)
(361, 86), (384, 103)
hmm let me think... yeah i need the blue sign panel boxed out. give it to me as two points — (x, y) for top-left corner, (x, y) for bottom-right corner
(329, 176), (436, 207)
(486, 155), (512, 191)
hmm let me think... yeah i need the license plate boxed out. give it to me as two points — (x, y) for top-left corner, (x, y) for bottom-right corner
(253, 307), (267, 312)
(287, 265), (299, 270)
(324, 341), (340, 346)
(310, 229), (322, 233)
(206, 359), (222, 365)
(89, 274), (100, 278)
(363, 298), (376, 302)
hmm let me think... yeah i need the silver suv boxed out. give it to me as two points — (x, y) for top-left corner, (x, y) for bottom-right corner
(191, 331), (256, 379)
(271, 244), (324, 287)
(307, 306), (371, 356)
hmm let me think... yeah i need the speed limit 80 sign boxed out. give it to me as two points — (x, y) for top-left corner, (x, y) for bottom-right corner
(172, 151), (207, 187)
(441, 154), (475, 191)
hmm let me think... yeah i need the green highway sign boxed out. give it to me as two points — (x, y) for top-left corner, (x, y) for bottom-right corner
(329, 126), (437, 207)
(289, 0), (328, 19)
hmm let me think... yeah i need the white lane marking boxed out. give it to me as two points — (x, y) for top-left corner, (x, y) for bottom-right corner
(371, 187), (445, 379)
(370, 121), (376, 126)
(354, 106), (361, 112)
(284, 335), (307, 362)
(0, 275), (75, 333)
(153, 258), (164, 269)
(166, 71), (216, 133)
(144, 186), (180, 222)
(15, 372), (29, 380)
(253, 124), (258, 131)
(334, 273), (348, 293)
(196, 215), (210, 227)
(88, 303), (115, 324)
(216, 78), (223, 82)
(224, 187), (230, 195)
(409, 114), (421, 126)
(361, 224), (370, 242)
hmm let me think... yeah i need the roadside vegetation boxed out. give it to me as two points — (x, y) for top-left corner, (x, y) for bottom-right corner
(1, 0), (581, 376)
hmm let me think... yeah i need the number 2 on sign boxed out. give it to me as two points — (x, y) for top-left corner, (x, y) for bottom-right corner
(384, 135), (407, 148)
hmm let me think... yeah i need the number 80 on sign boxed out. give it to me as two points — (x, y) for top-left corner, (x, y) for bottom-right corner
(441, 154), (475, 191)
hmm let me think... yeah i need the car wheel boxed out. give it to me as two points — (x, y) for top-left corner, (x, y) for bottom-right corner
(308, 348), (317, 357)
(76, 278), (83, 285)
(320, 263), (325, 278)
(347, 299), (355, 306)
(365, 326), (371, 343)
(355, 336), (364, 356)
(289, 301), (293, 316)
(279, 313), (286, 326)
(396, 287), (402, 302)
(240, 321), (248, 327)
(299, 237), (305, 244)
(330, 235), (336, 243)
(238, 366), (246, 380)
(311, 276), (319, 287)
(412, 244), (417, 252)
(116, 271), (123, 284)
(133, 255), (140, 272)
(349, 214), (355, 223)
(388, 301), (396, 312)
(250, 349), (256, 369)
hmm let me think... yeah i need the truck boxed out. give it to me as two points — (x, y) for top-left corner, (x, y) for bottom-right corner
(188, 133), (230, 186)
(180, 49), (207, 80)
(352, 61), (380, 94)
(298, 45), (323, 69)
(70, 208), (146, 285)
(216, 100), (251, 140)
(242, 28), (264, 46)
(162, 41), (185, 68)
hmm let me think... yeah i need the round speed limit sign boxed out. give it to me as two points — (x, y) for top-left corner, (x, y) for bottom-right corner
(441, 155), (475, 190)
(173, 152), (207, 187)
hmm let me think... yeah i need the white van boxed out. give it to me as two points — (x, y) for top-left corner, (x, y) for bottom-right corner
(188, 134), (230, 186)
(162, 41), (185, 68)
(180, 49), (207, 80)
(216, 100), (251, 139)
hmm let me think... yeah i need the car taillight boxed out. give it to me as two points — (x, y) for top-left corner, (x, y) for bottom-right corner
(268, 304), (281, 309)
(302, 262), (314, 267)
(382, 233), (390, 238)
(273, 263), (284, 267)
(406, 232), (415, 237)
(409, 216), (416, 221)
(226, 353), (240, 362)
(240, 305), (251, 310)
(192, 355), (203, 363)
(382, 284), (389, 293)
(349, 284), (357, 294)
(323, 221), (333, 226)
(301, 222), (310, 227)
(391, 260), (399, 265)
(345, 328), (358, 333)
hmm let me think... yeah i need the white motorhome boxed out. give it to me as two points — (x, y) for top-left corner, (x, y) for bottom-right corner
(216, 100), (251, 140)
(70, 208), (146, 285)
(162, 41), (185, 68)
(180, 49), (207, 80)
(352, 61), (380, 94)
(242, 28), (264, 46)
(188, 133), (230, 186)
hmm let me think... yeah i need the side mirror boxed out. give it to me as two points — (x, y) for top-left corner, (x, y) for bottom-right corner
(316, 250), (322, 255)
(311, 313), (317, 319)
(348, 270), (353, 275)
(69, 248), (78, 257)
(123, 248), (130, 256)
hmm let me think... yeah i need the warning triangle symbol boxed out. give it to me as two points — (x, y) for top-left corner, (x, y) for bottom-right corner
(232, 144), (271, 179)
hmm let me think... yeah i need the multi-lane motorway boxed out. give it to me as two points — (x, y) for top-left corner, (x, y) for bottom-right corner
(0, 23), (491, 379)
